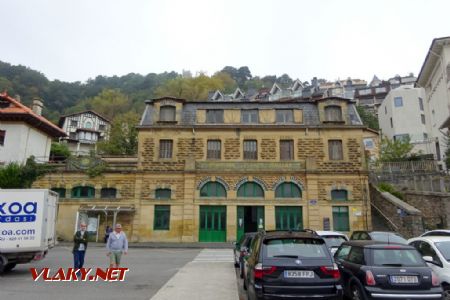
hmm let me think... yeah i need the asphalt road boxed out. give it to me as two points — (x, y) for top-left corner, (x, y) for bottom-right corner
(0, 246), (200, 300)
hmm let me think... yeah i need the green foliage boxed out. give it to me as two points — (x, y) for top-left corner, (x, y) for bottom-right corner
(155, 74), (229, 101)
(50, 142), (71, 161)
(86, 162), (107, 178)
(0, 157), (52, 188)
(379, 137), (414, 162)
(64, 89), (130, 120)
(356, 105), (379, 131)
(97, 112), (140, 155)
(378, 182), (403, 199)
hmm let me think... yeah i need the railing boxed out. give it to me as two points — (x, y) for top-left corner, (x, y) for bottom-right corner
(196, 161), (305, 172)
(371, 202), (399, 231)
(370, 160), (439, 174)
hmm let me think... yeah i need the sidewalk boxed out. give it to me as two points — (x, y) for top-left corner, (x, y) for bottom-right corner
(149, 249), (239, 300)
(57, 241), (234, 249)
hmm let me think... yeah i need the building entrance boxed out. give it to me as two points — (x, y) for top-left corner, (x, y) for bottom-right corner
(236, 206), (264, 242)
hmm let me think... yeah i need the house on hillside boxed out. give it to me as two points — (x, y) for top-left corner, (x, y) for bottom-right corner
(0, 93), (66, 165)
(58, 110), (110, 155)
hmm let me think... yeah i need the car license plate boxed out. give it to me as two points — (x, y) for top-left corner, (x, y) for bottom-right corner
(284, 270), (314, 278)
(390, 276), (419, 284)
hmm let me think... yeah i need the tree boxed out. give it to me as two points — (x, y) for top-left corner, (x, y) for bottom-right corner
(50, 142), (71, 161)
(356, 105), (379, 131)
(0, 157), (51, 188)
(97, 112), (140, 155)
(65, 89), (130, 120)
(155, 74), (225, 101)
(379, 137), (414, 162)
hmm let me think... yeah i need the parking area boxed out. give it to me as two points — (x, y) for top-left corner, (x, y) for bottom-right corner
(0, 246), (200, 300)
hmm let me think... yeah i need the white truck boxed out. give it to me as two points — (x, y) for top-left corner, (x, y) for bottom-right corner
(0, 189), (58, 273)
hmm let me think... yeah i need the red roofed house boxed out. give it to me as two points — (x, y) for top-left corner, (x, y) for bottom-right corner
(0, 92), (66, 165)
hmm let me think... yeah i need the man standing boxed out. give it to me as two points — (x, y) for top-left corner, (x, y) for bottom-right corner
(106, 223), (128, 267)
(73, 223), (88, 270)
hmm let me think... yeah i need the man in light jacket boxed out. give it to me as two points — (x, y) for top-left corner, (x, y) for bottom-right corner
(106, 223), (128, 267)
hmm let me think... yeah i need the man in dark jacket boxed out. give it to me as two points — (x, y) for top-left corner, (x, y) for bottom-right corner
(73, 223), (88, 270)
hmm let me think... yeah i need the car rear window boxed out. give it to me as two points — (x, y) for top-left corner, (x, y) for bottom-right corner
(370, 232), (407, 244)
(371, 249), (425, 267)
(322, 235), (347, 248)
(264, 238), (328, 258)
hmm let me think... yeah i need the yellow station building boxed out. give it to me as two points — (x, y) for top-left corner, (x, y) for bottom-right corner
(34, 96), (377, 242)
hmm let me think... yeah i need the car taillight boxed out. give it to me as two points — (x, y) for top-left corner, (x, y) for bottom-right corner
(320, 263), (340, 279)
(254, 263), (277, 279)
(432, 272), (440, 287)
(366, 270), (376, 286)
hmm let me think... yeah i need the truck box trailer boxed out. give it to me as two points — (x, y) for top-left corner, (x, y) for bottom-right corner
(0, 189), (58, 273)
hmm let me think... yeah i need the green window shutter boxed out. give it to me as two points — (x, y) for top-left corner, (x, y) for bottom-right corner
(71, 186), (95, 199)
(332, 206), (349, 231)
(275, 183), (302, 198)
(154, 205), (170, 230)
(238, 182), (264, 198)
(331, 190), (348, 201)
(155, 188), (171, 200)
(275, 206), (303, 230)
(200, 182), (227, 197)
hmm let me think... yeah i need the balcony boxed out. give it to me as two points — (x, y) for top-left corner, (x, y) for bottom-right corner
(195, 161), (305, 172)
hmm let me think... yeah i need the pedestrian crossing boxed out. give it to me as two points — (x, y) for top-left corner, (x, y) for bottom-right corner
(192, 249), (234, 263)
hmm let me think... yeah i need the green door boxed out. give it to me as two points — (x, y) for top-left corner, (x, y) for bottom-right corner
(275, 206), (303, 230)
(199, 206), (227, 242)
(237, 206), (245, 242)
(256, 206), (265, 230)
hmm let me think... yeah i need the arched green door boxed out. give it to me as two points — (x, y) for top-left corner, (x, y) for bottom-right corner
(199, 206), (227, 242)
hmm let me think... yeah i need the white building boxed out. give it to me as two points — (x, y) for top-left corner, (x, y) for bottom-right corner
(416, 37), (450, 167)
(58, 110), (110, 155)
(378, 86), (434, 156)
(0, 93), (66, 165)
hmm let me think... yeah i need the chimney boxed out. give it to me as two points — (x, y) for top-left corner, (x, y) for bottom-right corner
(31, 97), (44, 115)
(15, 94), (21, 102)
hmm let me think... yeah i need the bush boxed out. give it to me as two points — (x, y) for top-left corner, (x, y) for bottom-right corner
(50, 142), (71, 161)
(378, 182), (403, 199)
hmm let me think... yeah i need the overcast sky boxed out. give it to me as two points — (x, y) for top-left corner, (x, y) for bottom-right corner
(1, 0), (449, 83)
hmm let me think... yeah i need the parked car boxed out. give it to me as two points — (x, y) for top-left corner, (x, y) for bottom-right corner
(421, 230), (450, 237)
(334, 240), (443, 300)
(244, 230), (343, 300)
(350, 230), (408, 244)
(234, 232), (257, 278)
(317, 231), (349, 255)
(409, 236), (450, 299)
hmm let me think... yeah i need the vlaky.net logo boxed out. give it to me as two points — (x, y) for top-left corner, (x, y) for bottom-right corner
(0, 201), (37, 223)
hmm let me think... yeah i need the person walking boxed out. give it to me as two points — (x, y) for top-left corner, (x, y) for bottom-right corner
(73, 223), (88, 270)
(106, 223), (128, 267)
(104, 225), (112, 243)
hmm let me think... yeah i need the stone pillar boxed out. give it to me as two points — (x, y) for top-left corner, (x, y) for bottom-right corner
(181, 172), (196, 242)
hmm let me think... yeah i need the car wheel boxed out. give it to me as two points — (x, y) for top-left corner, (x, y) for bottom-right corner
(351, 284), (365, 300)
(443, 285), (450, 300)
(4, 263), (16, 272)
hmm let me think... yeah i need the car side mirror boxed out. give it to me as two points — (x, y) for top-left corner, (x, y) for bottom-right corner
(423, 256), (442, 267)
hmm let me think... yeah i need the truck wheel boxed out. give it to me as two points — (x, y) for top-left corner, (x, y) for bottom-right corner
(4, 263), (16, 272)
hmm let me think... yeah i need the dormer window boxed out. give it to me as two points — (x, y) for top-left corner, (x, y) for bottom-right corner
(324, 105), (343, 122)
(160, 106), (176, 122)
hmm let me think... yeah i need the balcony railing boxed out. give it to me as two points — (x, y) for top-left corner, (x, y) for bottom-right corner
(196, 161), (305, 172)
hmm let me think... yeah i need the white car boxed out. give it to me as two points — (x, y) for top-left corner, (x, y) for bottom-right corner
(316, 230), (349, 255)
(421, 230), (450, 237)
(408, 236), (450, 299)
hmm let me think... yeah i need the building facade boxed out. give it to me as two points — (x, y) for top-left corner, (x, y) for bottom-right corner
(58, 110), (110, 155)
(34, 96), (376, 242)
(378, 86), (434, 155)
(417, 36), (450, 167)
(0, 93), (66, 165)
